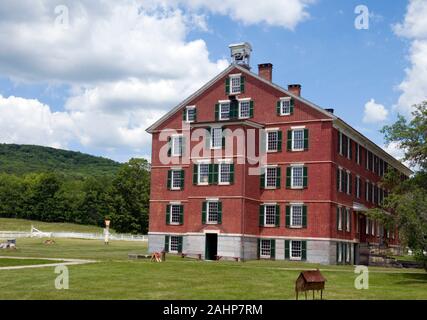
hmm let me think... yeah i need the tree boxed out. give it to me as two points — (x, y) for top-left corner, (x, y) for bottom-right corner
(109, 158), (150, 234)
(370, 102), (427, 269)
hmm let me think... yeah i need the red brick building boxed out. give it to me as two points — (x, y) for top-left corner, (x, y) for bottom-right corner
(146, 43), (411, 264)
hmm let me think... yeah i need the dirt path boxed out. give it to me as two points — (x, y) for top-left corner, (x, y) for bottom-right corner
(0, 256), (97, 270)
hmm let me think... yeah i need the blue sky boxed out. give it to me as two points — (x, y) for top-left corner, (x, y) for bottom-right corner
(0, 0), (425, 163)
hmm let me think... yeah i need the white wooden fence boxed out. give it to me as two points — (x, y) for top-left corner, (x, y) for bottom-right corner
(0, 230), (147, 241)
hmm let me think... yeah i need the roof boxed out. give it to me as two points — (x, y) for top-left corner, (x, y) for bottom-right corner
(299, 270), (326, 283)
(145, 63), (412, 176)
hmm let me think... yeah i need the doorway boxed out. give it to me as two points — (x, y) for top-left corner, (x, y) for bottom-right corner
(205, 233), (218, 260)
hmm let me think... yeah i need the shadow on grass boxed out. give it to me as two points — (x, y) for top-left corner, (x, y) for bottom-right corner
(395, 272), (427, 285)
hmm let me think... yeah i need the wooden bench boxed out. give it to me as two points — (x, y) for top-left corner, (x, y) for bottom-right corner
(215, 255), (240, 262)
(128, 253), (151, 259)
(181, 253), (202, 260)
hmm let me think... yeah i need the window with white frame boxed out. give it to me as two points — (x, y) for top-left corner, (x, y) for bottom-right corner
(260, 239), (271, 258)
(170, 236), (180, 252)
(198, 163), (209, 185)
(346, 208), (351, 232)
(239, 100), (250, 118)
(346, 171), (351, 194)
(264, 205), (277, 226)
(170, 205), (182, 224)
(337, 168), (343, 192)
(292, 129), (304, 151)
(265, 167), (278, 188)
(356, 176), (361, 198)
(230, 75), (241, 94)
(291, 205), (303, 227)
(290, 240), (302, 260)
(280, 98), (291, 115)
(211, 128), (222, 149)
(207, 201), (219, 224)
(171, 170), (182, 190)
(291, 166), (304, 188)
(338, 207), (343, 230)
(171, 135), (183, 157)
(266, 131), (279, 152)
(219, 102), (230, 120)
(219, 163), (231, 184)
(185, 106), (196, 122)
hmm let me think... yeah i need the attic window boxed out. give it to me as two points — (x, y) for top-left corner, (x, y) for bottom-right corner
(186, 106), (196, 122)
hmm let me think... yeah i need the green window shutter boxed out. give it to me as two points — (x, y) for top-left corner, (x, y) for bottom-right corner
(343, 243), (347, 264)
(259, 205), (264, 227)
(302, 205), (307, 228)
(179, 205), (184, 225)
(215, 103), (220, 121)
(303, 166), (308, 188)
(240, 76), (245, 93)
(229, 164), (235, 184)
(164, 235), (169, 252)
(349, 210), (352, 232)
(193, 108), (197, 122)
(303, 129), (309, 150)
(218, 202), (222, 224)
(342, 207), (346, 231)
(208, 164), (214, 185)
(167, 170), (172, 190)
(336, 168), (340, 191)
(166, 205), (171, 225)
(205, 127), (211, 149)
(301, 241), (307, 260)
(336, 242), (339, 263)
(180, 170), (185, 189)
(349, 140), (353, 159)
(336, 207), (340, 230)
(290, 98), (294, 114)
(287, 130), (292, 151)
(275, 205), (280, 227)
(349, 173), (352, 194)
(213, 164), (219, 184)
(178, 237), (183, 253)
(181, 136), (186, 157)
(222, 128), (226, 149)
(285, 206), (291, 227)
(225, 77), (230, 95)
(277, 130), (282, 152)
(167, 137), (171, 157)
(202, 202), (207, 224)
(270, 240), (276, 259)
(276, 167), (281, 189)
(286, 167), (291, 188)
(182, 108), (187, 121)
(276, 101), (281, 115)
(193, 164), (198, 185)
(285, 240), (290, 259)
(249, 100), (254, 118)
(257, 239), (260, 259)
(260, 170), (265, 189)
(337, 131), (341, 153)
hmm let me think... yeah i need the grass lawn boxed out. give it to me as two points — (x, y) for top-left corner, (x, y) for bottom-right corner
(0, 238), (426, 300)
(0, 258), (64, 267)
(0, 218), (107, 233)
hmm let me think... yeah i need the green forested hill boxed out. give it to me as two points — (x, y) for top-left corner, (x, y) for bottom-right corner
(0, 144), (122, 177)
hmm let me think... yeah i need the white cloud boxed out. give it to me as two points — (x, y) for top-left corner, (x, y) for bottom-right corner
(363, 99), (389, 124)
(0, 95), (74, 149)
(393, 0), (427, 116)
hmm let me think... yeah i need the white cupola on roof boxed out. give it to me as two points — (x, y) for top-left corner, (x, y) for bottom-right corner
(229, 42), (252, 70)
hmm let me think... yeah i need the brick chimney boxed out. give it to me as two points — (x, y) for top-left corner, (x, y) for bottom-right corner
(258, 63), (273, 82)
(288, 84), (301, 97)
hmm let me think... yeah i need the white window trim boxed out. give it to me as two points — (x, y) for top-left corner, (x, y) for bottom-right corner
(264, 166), (278, 189)
(279, 97), (292, 116)
(263, 204), (277, 227)
(291, 165), (304, 189)
(290, 205), (304, 228)
(346, 243), (351, 262)
(291, 129), (305, 152)
(169, 204), (181, 225)
(229, 74), (241, 94)
(170, 170), (182, 190)
(338, 206), (343, 231)
(346, 171), (351, 194)
(171, 134), (183, 157)
(218, 101), (230, 121)
(337, 243), (343, 263)
(266, 129), (279, 153)
(346, 208), (351, 232)
(218, 163), (231, 185)
(290, 240), (302, 261)
(206, 200), (220, 225)
(210, 127), (223, 150)
(185, 105), (196, 123)
(198, 162), (210, 186)
(260, 239), (271, 259)
(238, 99), (251, 119)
